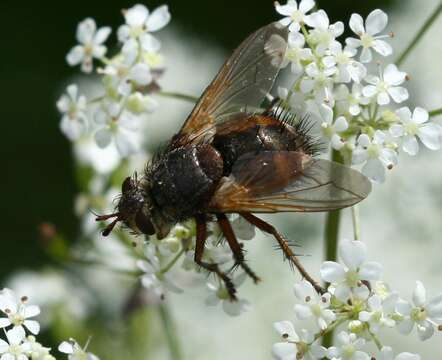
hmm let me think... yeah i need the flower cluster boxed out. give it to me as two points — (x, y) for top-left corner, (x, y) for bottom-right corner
(0, 288), (100, 360)
(272, 239), (442, 360)
(275, 0), (442, 182)
(136, 216), (256, 316)
(58, 4), (171, 157)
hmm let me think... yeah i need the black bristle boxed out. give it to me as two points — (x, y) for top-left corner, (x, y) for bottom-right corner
(264, 99), (325, 157)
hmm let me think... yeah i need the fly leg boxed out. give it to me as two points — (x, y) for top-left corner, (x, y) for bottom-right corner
(240, 212), (324, 294)
(216, 214), (261, 284)
(194, 215), (237, 301)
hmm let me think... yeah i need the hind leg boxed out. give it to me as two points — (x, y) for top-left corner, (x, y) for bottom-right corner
(240, 212), (324, 294)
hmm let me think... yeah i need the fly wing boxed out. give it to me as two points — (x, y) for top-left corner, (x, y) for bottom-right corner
(209, 151), (372, 213)
(172, 22), (288, 147)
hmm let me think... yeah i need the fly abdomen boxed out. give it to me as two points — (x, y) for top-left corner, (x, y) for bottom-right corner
(150, 144), (223, 221)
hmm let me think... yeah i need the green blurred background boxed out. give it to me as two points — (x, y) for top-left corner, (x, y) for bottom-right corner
(2, 1), (442, 359)
(0, 0), (399, 282)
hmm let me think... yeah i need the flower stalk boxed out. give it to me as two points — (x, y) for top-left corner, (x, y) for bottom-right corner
(157, 90), (199, 103)
(159, 302), (183, 360)
(395, 2), (442, 66)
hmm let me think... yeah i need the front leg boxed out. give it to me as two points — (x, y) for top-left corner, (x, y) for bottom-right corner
(194, 215), (237, 301)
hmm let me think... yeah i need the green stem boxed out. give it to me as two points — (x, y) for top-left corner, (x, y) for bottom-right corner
(157, 90), (199, 103)
(351, 205), (360, 241)
(429, 107), (442, 117)
(322, 150), (344, 348)
(159, 302), (182, 360)
(160, 248), (185, 274)
(395, 2), (442, 66)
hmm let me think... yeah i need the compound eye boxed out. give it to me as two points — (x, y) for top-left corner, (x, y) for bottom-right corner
(122, 177), (134, 193)
(135, 211), (155, 235)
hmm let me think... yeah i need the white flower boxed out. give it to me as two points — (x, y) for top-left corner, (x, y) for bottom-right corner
(274, 0), (316, 32)
(0, 327), (30, 360)
(300, 62), (336, 103)
(117, 4), (170, 49)
(323, 42), (366, 83)
(272, 323), (326, 360)
(307, 10), (344, 55)
(395, 281), (442, 341)
(282, 32), (313, 75)
(24, 336), (54, 360)
(327, 331), (369, 360)
(358, 293), (397, 332)
(205, 273), (250, 317)
(320, 239), (382, 301)
(0, 289), (41, 337)
(126, 92), (159, 114)
(335, 84), (369, 116)
(352, 131), (398, 183)
(93, 101), (140, 157)
(136, 244), (183, 299)
(346, 9), (392, 63)
(100, 40), (153, 97)
(293, 280), (335, 330)
(362, 64), (409, 105)
(319, 104), (348, 150)
(57, 84), (88, 141)
(58, 339), (99, 360)
(66, 18), (111, 73)
(379, 346), (420, 360)
(390, 107), (441, 155)
(231, 216), (256, 240)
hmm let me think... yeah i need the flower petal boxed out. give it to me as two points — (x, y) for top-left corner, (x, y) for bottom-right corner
(397, 319), (414, 334)
(146, 5), (171, 32)
(94, 128), (112, 148)
(412, 107), (429, 124)
(372, 39), (392, 57)
(402, 135), (419, 156)
(417, 322), (434, 341)
(365, 9), (388, 35)
(412, 281), (426, 307)
(66, 46), (84, 66)
(294, 304), (313, 320)
(125, 4), (149, 27)
(273, 320), (298, 341)
(94, 26), (111, 45)
(320, 262), (346, 282)
(359, 261), (382, 281)
(58, 341), (74, 354)
(418, 124), (441, 150)
(299, 0), (315, 14)
(362, 158), (385, 183)
(272, 342), (296, 360)
(24, 305), (40, 318)
(384, 64), (406, 85)
(349, 13), (365, 34)
(339, 239), (367, 270)
(23, 320), (40, 335)
(426, 294), (442, 319)
(388, 86), (409, 103)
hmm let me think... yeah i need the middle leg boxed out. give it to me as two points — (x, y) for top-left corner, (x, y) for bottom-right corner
(216, 213), (261, 284)
(194, 214), (237, 300)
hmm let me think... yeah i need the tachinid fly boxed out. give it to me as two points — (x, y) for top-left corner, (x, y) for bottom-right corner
(96, 22), (371, 299)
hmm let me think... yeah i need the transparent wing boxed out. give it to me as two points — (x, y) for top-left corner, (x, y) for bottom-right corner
(209, 151), (372, 213)
(173, 22), (288, 146)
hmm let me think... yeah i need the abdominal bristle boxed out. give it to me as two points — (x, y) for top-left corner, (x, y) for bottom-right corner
(264, 100), (325, 157)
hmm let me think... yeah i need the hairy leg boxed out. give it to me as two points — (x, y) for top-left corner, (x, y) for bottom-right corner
(240, 212), (324, 294)
(194, 215), (237, 300)
(216, 214), (261, 284)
